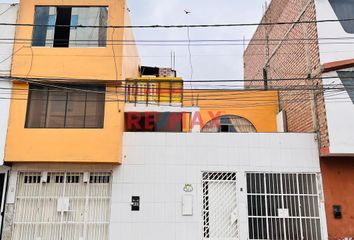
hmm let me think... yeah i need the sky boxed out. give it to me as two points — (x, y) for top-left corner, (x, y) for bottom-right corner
(0, 0), (269, 82)
(127, 0), (269, 82)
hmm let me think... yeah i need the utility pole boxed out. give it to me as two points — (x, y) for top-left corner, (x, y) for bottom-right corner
(263, 2), (270, 90)
(302, 0), (321, 150)
(263, 67), (268, 90)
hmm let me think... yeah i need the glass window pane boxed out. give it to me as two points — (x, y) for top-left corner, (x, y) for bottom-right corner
(85, 88), (105, 128)
(45, 89), (67, 128)
(219, 116), (231, 125)
(32, 6), (107, 47)
(32, 7), (56, 47)
(65, 91), (86, 128)
(69, 7), (108, 47)
(26, 86), (48, 128)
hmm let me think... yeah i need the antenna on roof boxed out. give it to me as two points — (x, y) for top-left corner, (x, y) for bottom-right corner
(173, 51), (176, 70)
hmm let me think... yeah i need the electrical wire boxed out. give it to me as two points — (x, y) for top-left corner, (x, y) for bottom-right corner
(1, 74), (354, 83)
(0, 5), (16, 17)
(2, 76), (354, 96)
(3, 39), (354, 47)
(0, 17), (353, 28)
(4, 36), (354, 43)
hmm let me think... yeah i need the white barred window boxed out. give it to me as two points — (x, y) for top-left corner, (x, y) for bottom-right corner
(247, 173), (323, 240)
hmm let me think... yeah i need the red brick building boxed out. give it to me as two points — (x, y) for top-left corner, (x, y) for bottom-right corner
(244, 0), (354, 238)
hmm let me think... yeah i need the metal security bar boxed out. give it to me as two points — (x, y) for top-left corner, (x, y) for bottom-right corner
(13, 172), (112, 240)
(202, 172), (238, 240)
(246, 173), (322, 240)
(125, 80), (183, 106)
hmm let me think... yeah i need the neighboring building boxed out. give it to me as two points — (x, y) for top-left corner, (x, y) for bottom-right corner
(2, 0), (139, 238)
(244, 0), (354, 238)
(0, 2), (18, 231)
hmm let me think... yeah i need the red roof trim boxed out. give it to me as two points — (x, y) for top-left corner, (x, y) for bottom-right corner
(322, 59), (354, 73)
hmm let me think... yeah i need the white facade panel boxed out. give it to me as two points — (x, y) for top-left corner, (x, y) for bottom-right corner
(0, 3), (18, 165)
(323, 69), (354, 154)
(5, 135), (326, 240)
(109, 133), (327, 240)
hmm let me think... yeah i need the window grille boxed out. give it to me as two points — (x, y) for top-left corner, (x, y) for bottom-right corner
(202, 172), (239, 239)
(247, 173), (323, 240)
(13, 172), (112, 240)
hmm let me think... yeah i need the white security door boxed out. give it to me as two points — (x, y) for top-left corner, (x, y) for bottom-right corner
(13, 172), (112, 240)
(202, 172), (239, 240)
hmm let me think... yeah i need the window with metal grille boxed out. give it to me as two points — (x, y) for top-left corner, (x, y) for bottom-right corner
(246, 173), (323, 240)
(202, 172), (238, 239)
(24, 174), (41, 184)
(13, 172), (112, 240)
(25, 84), (105, 128)
(89, 173), (110, 183)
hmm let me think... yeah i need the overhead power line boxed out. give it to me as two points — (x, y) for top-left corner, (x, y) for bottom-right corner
(3, 36), (354, 42)
(1, 77), (353, 108)
(0, 75), (353, 84)
(2, 39), (354, 47)
(1, 76), (354, 94)
(0, 18), (353, 28)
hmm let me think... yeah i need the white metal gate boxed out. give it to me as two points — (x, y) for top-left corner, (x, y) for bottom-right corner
(247, 173), (323, 240)
(12, 172), (112, 240)
(202, 172), (239, 240)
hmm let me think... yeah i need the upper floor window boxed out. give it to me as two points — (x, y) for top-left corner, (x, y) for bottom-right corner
(25, 84), (105, 128)
(32, 6), (108, 47)
(329, 0), (354, 34)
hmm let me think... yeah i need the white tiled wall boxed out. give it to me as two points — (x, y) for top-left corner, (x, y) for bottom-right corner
(110, 133), (324, 240)
(323, 70), (354, 154)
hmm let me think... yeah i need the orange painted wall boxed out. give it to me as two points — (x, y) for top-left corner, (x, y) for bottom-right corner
(321, 157), (354, 239)
(5, 0), (140, 164)
(184, 90), (279, 132)
(5, 84), (127, 163)
(11, 0), (133, 80)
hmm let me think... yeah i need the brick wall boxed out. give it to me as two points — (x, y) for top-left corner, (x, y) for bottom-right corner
(244, 0), (329, 148)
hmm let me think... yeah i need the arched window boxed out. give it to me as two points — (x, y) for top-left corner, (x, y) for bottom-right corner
(202, 115), (257, 133)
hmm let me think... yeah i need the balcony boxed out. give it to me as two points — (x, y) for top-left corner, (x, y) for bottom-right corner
(125, 77), (183, 106)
